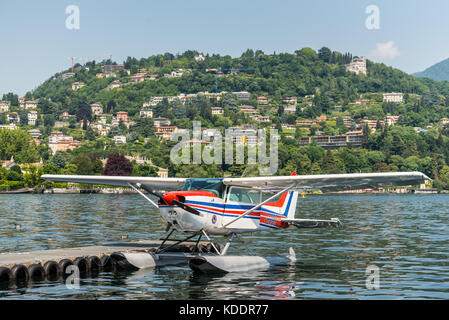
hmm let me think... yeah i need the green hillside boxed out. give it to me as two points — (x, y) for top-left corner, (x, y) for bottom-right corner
(414, 57), (449, 82)
(29, 48), (447, 118)
(3, 47), (449, 190)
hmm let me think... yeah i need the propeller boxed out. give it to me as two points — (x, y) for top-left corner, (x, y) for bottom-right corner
(171, 199), (201, 216)
(137, 184), (201, 216)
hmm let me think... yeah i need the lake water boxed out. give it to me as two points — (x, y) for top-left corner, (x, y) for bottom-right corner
(0, 193), (448, 299)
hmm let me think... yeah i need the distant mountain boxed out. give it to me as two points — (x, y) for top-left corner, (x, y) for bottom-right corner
(414, 57), (449, 81)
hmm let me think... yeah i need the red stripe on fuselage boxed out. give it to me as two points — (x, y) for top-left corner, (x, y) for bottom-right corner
(187, 203), (261, 217)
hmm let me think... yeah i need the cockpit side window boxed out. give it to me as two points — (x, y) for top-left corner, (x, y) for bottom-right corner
(227, 187), (261, 204)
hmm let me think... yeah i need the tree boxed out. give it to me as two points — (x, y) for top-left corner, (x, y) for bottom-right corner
(133, 163), (158, 177)
(82, 115), (88, 130)
(71, 154), (94, 175)
(2, 92), (19, 106)
(103, 153), (133, 176)
(107, 99), (117, 113)
(0, 113), (7, 125)
(323, 150), (337, 173)
(38, 99), (56, 114)
(23, 164), (42, 187)
(61, 164), (78, 175)
(318, 47), (332, 63)
(0, 129), (40, 163)
(69, 117), (77, 128)
(6, 169), (23, 181)
(295, 47), (318, 60)
(51, 151), (68, 168)
(43, 114), (55, 127)
(92, 159), (104, 174)
(76, 106), (92, 122)
(85, 126), (96, 140)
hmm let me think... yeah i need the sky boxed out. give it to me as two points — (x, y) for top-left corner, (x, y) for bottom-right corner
(1, 0), (449, 96)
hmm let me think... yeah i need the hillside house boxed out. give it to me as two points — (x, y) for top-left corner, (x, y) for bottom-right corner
(7, 112), (20, 124)
(91, 103), (103, 115)
(155, 126), (178, 139)
(257, 96), (269, 105)
(154, 117), (171, 127)
(72, 82), (85, 90)
(211, 107), (224, 115)
(383, 92), (404, 103)
(130, 73), (146, 83)
(140, 108), (154, 118)
(27, 110), (38, 126)
(233, 91), (252, 101)
(0, 101), (10, 113)
(238, 105), (258, 114)
(59, 112), (69, 121)
(116, 111), (128, 122)
(106, 80), (121, 90)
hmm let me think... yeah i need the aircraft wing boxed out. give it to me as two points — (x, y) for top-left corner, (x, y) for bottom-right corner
(41, 174), (186, 191)
(223, 172), (430, 192)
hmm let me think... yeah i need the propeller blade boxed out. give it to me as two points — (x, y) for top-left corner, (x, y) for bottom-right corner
(172, 199), (201, 216)
(138, 184), (168, 204)
(137, 183), (200, 215)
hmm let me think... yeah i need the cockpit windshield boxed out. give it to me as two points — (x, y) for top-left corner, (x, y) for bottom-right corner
(182, 178), (225, 198)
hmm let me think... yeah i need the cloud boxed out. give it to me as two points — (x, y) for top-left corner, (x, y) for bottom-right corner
(370, 41), (400, 60)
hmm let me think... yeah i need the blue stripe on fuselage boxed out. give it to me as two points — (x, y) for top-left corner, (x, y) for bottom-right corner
(185, 200), (279, 215)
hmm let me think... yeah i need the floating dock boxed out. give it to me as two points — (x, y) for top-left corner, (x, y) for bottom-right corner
(0, 239), (212, 285)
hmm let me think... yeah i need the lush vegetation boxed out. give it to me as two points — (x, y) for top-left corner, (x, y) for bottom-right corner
(3, 47), (449, 190)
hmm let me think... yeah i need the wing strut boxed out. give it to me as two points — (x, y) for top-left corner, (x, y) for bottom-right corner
(223, 183), (295, 228)
(127, 183), (159, 208)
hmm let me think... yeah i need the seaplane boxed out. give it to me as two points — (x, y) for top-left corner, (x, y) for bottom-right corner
(42, 171), (429, 273)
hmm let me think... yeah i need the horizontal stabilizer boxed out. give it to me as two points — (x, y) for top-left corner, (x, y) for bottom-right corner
(282, 218), (342, 228)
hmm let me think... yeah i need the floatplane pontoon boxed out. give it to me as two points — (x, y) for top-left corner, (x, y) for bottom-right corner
(42, 172), (429, 273)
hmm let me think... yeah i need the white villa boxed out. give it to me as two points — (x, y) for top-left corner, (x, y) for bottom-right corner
(383, 92), (404, 103)
(346, 56), (367, 75)
(140, 108), (154, 118)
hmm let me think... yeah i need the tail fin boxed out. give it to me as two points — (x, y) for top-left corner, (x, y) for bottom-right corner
(265, 173), (299, 218)
(282, 191), (298, 219)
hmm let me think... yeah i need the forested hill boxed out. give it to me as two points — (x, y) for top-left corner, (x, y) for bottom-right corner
(413, 57), (449, 82)
(28, 47), (449, 118)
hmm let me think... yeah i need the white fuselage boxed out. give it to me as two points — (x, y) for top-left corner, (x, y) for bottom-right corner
(158, 190), (298, 235)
